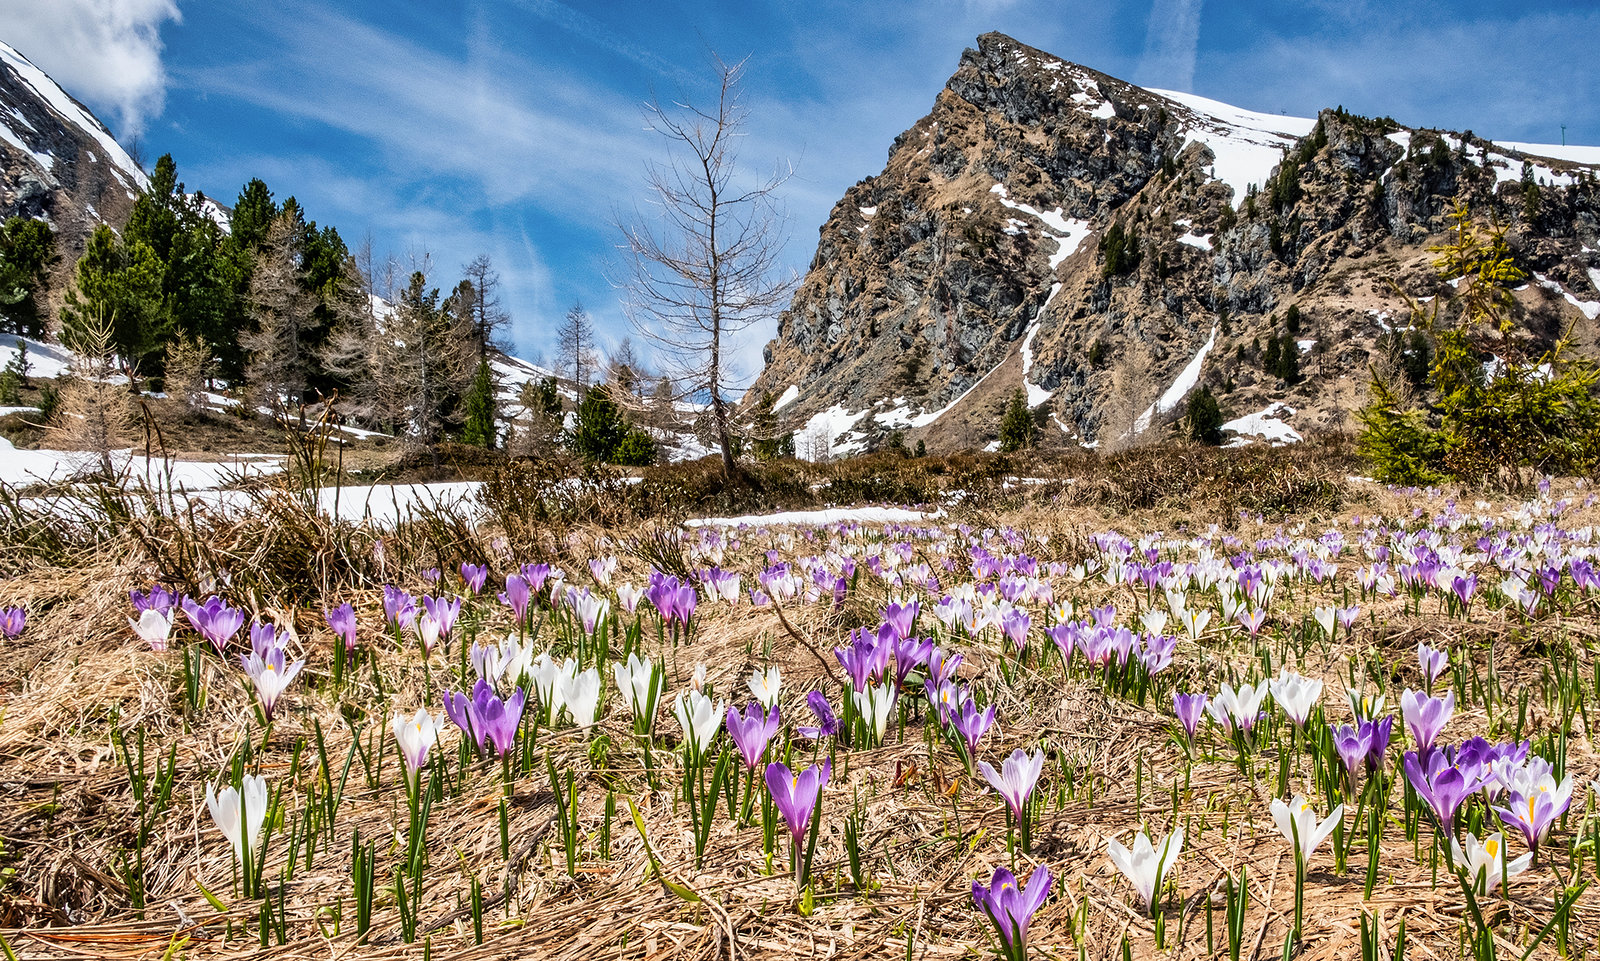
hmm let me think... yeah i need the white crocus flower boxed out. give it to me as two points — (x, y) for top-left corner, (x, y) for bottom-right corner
(390, 708), (438, 784)
(852, 681), (897, 743)
(1269, 669), (1324, 728)
(559, 667), (602, 728)
(1180, 607), (1211, 641)
(673, 689), (725, 760)
(129, 608), (174, 651)
(1450, 832), (1531, 894)
(530, 653), (576, 726)
(1206, 681), (1268, 733)
(748, 666), (782, 709)
(612, 653), (660, 717)
(690, 663), (707, 693)
(1270, 795), (1343, 865)
(1106, 828), (1184, 915)
(206, 774), (270, 867)
(1312, 606), (1337, 639)
(1139, 609), (1168, 637)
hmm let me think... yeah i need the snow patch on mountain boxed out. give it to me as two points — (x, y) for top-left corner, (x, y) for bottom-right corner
(1021, 283), (1062, 408)
(1133, 325), (1218, 433)
(1150, 88), (1316, 209)
(0, 40), (146, 191)
(1223, 402), (1302, 447)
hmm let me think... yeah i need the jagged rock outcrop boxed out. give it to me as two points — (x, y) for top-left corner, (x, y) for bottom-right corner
(750, 32), (1600, 455)
(0, 40), (148, 275)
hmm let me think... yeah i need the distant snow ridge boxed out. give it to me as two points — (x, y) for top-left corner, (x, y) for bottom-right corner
(1149, 88), (1316, 210)
(0, 39), (147, 191)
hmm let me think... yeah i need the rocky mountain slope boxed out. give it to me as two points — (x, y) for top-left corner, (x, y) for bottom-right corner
(0, 40), (149, 276)
(750, 32), (1600, 456)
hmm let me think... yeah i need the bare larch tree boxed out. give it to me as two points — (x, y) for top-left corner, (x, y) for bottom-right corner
(618, 55), (793, 479)
(555, 300), (597, 402)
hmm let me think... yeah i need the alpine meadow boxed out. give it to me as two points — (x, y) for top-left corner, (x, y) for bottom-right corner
(5, 5), (1600, 960)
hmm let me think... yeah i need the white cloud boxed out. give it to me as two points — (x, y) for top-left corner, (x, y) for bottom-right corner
(1136, 0), (1203, 93)
(0, 0), (180, 135)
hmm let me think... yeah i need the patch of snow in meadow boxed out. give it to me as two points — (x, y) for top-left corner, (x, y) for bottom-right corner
(0, 435), (283, 489)
(686, 506), (940, 528)
(796, 404), (870, 461)
(1297, 339), (1316, 353)
(1223, 402), (1302, 447)
(1149, 88), (1315, 210)
(0, 335), (80, 380)
(773, 385), (801, 410)
(1177, 232), (1213, 252)
(1133, 325), (1218, 433)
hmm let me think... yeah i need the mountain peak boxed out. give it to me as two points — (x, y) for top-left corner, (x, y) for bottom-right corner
(751, 37), (1600, 458)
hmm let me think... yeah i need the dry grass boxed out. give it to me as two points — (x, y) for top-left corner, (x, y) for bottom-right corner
(0, 463), (1597, 960)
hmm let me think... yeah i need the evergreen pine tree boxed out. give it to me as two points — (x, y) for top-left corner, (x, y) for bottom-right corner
(59, 225), (167, 373)
(0, 217), (56, 337)
(1184, 385), (1225, 445)
(461, 360), (498, 448)
(998, 388), (1038, 452)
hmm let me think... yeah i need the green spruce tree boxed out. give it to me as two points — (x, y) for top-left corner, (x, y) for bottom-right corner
(461, 360), (498, 448)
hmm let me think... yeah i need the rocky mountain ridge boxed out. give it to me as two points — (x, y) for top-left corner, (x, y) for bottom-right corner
(750, 32), (1600, 456)
(0, 39), (149, 274)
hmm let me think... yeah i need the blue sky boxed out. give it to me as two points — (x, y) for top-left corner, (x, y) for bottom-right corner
(4, 0), (1597, 382)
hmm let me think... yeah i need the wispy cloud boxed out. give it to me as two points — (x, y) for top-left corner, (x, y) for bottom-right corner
(0, 0), (180, 136)
(504, 0), (701, 89)
(1136, 0), (1204, 92)
(174, 3), (652, 216)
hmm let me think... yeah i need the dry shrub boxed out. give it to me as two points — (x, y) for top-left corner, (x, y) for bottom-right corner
(1073, 436), (1359, 521)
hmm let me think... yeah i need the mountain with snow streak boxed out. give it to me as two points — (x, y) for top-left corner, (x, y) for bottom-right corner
(0, 39), (149, 263)
(750, 32), (1600, 456)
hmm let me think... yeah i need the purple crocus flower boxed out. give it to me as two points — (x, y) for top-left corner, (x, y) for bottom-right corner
(1493, 774), (1573, 856)
(521, 563), (552, 596)
(182, 596), (246, 655)
(796, 690), (840, 739)
(325, 603), (358, 660)
(1403, 748), (1489, 834)
(419, 595), (462, 647)
(835, 628), (891, 690)
(765, 759), (831, 848)
(498, 574), (532, 624)
(443, 679), (495, 754)
(952, 696), (997, 758)
(1400, 688), (1454, 755)
(1330, 723), (1373, 779)
(1000, 609), (1031, 653)
(382, 585), (416, 629)
(926, 647), (963, 688)
(477, 686), (527, 757)
(131, 585), (177, 616)
(1173, 691), (1208, 741)
(459, 563), (488, 594)
(891, 636), (935, 691)
(1417, 643), (1449, 692)
(247, 620), (280, 659)
(972, 864), (1052, 961)
(726, 702), (781, 770)
(978, 748), (1044, 824)
(1364, 716), (1393, 771)
(881, 601), (919, 641)
(0, 606), (26, 638)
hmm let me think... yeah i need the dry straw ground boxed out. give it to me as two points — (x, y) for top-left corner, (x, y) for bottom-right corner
(0, 444), (1597, 960)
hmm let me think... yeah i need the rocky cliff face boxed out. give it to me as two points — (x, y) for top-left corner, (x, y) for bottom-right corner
(750, 32), (1600, 456)
(0, 40), (148, 274)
